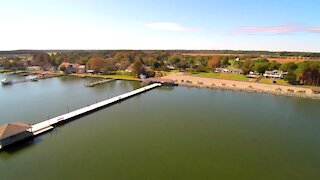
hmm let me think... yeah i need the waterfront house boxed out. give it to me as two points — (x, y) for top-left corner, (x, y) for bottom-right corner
(0, 122), (33, 149)
(228, 68), (243, 74)
(215, 68), (227, 73)
(77, 65), (86, 73)
(246, 71), (260, 78)
(86, 70), (95, 74)
(139, 74), (147, 79)
(263, 70), (287, 79)
(59, 63), (78, 73)
(215, 68), (243, 74)
(59, 63), (85, 74)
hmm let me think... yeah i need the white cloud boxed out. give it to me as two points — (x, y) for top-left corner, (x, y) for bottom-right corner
(145, 22), (203, 32)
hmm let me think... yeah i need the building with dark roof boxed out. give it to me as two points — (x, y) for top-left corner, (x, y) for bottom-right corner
(0, 122), (33, 149)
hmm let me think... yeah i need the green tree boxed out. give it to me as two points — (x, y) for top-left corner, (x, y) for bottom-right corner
(269, 61), (281, 70)
(153, 61), (161, 69)
(221, 56), (230, 67)
(284, 72), (298, 85)
(253, 62), (269, 73)
(279, 62), (298, 72)
(59, 65), (66, 73)
(241, 59), (254, 74)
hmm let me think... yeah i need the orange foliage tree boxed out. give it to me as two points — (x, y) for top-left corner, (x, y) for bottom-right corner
(207, 56), (221, 69)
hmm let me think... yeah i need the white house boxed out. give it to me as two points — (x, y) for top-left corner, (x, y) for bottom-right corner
(246, 71), (260, 78)
(263, 70), (287, 79)
(167, 65), (175, 70)
(77, 65), (86, 73)
(215, 68), (243, 74)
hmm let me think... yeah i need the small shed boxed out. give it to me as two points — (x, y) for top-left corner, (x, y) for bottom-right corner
(0, 122), (33, 149)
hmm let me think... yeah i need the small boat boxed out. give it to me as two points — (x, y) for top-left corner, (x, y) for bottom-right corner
(31, 77), (39, 82)
(1, 79), (13, 85)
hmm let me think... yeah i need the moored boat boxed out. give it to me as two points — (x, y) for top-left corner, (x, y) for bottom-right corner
(1, 79), (13, 85)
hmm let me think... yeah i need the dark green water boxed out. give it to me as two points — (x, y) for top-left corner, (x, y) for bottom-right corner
(0, 74), (319, 180)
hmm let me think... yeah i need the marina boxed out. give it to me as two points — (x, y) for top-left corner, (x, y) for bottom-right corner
(1, 73), (62, 86)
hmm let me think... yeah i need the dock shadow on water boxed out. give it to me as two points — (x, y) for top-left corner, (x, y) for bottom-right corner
(0, 137), (42, 158)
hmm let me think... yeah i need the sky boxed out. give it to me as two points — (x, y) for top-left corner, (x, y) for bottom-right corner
(0, 0), (320, 52)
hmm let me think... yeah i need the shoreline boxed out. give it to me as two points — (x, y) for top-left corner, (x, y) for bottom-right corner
(178, 82), (320, 100)
(163, 73), (320, 100)
(70, 73), (140, 81)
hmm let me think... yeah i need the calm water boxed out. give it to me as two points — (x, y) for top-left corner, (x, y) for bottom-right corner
(0, 73), (319, 180)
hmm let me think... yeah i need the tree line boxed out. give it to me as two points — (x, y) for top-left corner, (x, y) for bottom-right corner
(1, 50), (319, 86)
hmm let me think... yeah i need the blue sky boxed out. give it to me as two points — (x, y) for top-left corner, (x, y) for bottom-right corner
(0, 0), (320, 51)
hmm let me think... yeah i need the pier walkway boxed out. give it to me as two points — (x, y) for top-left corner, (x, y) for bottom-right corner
(31, 83), (162, 135)
(85, 79), (115, 87)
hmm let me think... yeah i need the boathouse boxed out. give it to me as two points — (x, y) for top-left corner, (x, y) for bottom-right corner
(0, 122), (33, 149)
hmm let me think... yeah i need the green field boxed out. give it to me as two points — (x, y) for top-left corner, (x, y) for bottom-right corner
(71, 72), (140, 81)
(190, 72), (249, 81)
(0, 69), (11, 73)
(259, 78), (289, 85)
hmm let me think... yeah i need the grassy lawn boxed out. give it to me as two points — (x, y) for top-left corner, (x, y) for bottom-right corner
(0, 69), (10, 73)
(259, 78), (289, 85)
(156, 70), (180, 76)
(190, 72), (249, 81)
(71, 73), (139, 81)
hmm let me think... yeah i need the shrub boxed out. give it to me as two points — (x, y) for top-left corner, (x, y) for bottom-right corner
(297, 90), (306, 94)
(287, 89), (294, 93)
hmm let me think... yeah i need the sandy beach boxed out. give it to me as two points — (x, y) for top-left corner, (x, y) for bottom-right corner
(163, 73), (320, 99)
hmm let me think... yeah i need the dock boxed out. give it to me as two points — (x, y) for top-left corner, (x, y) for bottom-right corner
(85, 79), (115, 87)
(30, 83), (162, 136)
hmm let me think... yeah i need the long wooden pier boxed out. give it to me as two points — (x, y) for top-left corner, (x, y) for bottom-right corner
(31, 83), (162, 136)
(85, 79), (115, 87)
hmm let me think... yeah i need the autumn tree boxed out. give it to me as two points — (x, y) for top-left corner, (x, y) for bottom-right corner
(207, 57), (221, 69)
(86, 56), (107, 73)
(132, 59), (145, 77)
(32, 52), (54, 70)
(103, 58), (118, 73)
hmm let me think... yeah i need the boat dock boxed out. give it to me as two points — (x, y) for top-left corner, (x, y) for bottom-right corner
(85, 79), (115, 87)
(31, 83), (162, 136)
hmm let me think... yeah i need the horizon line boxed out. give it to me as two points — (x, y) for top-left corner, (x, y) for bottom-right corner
(1, 49), (320, 54)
